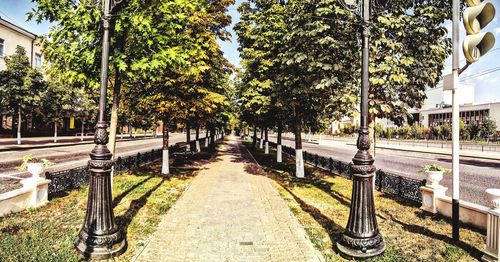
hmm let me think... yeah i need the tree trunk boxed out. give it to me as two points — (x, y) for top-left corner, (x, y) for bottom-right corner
(17, 109), (21, 145)
(81, 118), (85, 142)
(109, 72), (121, 160)
(205, 126), (209, 147)
(210, 125), (215, 148)
(264, 128), (269, 154)
(368, 113), (376, 157)
(294, 110), (304, 178)
(259, 129), (264, 149)
(162, 120), (170, 176)
(120, 125), (123, 140)
(54, 122), (58, 143)
(252, 126), (257, 148)
(186, 122), (191, 152)
(277, 123), (282, 163)
(195, 126), (200, 152)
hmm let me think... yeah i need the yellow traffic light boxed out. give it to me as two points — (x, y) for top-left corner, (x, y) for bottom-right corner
(462, 0), (496, 63)
(463, 32), (495, 63)
(463, 2), (495, 34)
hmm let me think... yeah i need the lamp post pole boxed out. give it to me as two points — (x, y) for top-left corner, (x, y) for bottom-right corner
(337, 0), (385, 258)
(74, 0), (127, 259)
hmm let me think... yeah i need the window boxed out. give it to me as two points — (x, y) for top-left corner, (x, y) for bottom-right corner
(0, 39), (4, 57)
(35, 53), (42, 68)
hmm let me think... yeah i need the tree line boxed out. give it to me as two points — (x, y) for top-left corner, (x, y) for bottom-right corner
(1, 0), (238, 175)
(235, 0), (452, 176)
(0, 46), (97, 143)
(368, 119), (497, 142)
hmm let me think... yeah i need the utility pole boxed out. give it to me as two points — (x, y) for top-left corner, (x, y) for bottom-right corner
(451, 0), (460, 242)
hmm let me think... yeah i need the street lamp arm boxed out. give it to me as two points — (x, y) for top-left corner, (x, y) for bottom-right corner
(458, 62), (471, 76)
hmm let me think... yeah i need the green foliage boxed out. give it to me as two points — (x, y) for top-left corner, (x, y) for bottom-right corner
(235, 0), (452, 138)
(31, 0), (236, 133)
(0, 46), (46, 115)
(480, 117), (497, 141)
(17, 154), (54, 171)
(467, 120), (481, 141)
(419, 163), (451, 174)
(341, 122), (357, 135)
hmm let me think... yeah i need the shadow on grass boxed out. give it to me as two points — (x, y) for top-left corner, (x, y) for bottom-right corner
(116, 178), (165, 238)
(113, 176), (155, 207)
(244, 142), (351, 208)
(388, 214), (484, 260)
(280, 183), (345, 244)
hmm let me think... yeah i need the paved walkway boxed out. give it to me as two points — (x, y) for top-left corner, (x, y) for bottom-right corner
(135, 136), (322, 262)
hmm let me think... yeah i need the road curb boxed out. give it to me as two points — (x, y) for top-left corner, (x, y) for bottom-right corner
(0, 136), (162, 152)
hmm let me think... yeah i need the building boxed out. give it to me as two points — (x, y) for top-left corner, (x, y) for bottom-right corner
(0, 16), (43, 70)
(410, 84), (500, 132)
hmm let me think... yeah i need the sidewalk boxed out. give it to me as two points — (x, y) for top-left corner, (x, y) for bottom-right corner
(135, 136), (322, 262)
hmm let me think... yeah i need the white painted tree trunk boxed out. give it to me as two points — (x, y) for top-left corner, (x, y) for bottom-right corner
(17, 110), (21, 145)
(54, 122), (58, 143)
(81, 118), (85, 142)
(186, 144), (191, 152)
(205, 137), (209, 147)
(196, 140), (201, 152)
(162, 149), (170, 175)
(296, 149), (305, 178)
(265, 141), (269, 154)
(259, 138), (264, 149)
(308, 131), (312, 142)
(277, 144), (282, 163)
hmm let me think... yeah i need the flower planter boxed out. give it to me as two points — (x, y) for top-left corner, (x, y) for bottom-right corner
(425, 171), (444, 188)
(486, 188), (500, 210)
(26, 163), (44, 179)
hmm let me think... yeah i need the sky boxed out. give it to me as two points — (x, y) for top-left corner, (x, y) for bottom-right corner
(2, 0), (500, 104)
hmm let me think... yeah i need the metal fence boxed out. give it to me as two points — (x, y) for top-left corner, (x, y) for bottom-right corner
(45, 139), (207, 199)
(268, 141), (426, 204)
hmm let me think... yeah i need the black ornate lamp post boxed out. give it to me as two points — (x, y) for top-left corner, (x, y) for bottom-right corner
(336, 0), (388, 259)
(74, 0), (127, 259)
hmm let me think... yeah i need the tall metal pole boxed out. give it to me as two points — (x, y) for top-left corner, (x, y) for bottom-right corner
(337, 0), (385, 258)
(74, 0), (127, 258)
(451, 0), (461, 242)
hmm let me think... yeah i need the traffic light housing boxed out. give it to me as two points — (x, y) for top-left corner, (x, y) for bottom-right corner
(463, 0), (496, 63)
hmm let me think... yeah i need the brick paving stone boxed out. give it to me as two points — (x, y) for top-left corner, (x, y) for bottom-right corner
(134, 135), (323, 262)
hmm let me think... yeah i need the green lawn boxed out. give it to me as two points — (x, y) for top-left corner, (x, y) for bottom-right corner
(244, 141), (485, 262)
(0, 162), (196, 261)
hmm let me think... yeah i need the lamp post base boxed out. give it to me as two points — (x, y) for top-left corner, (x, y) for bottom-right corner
(337, 233), (385, 259)
(75, 229), (127, 259)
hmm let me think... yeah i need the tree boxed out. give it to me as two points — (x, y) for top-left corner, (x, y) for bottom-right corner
(30, 0), (201, 157)
(480, 117), (497, 142)
(37, 80), (79, 142)
(467, 120), (480, 141)
(0, 46), (46, 144)
(459, 119), (468, 140)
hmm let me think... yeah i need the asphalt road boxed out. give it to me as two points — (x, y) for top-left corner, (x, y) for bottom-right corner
(267, 135), (500, 206)
(0, 133), (191, 176)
